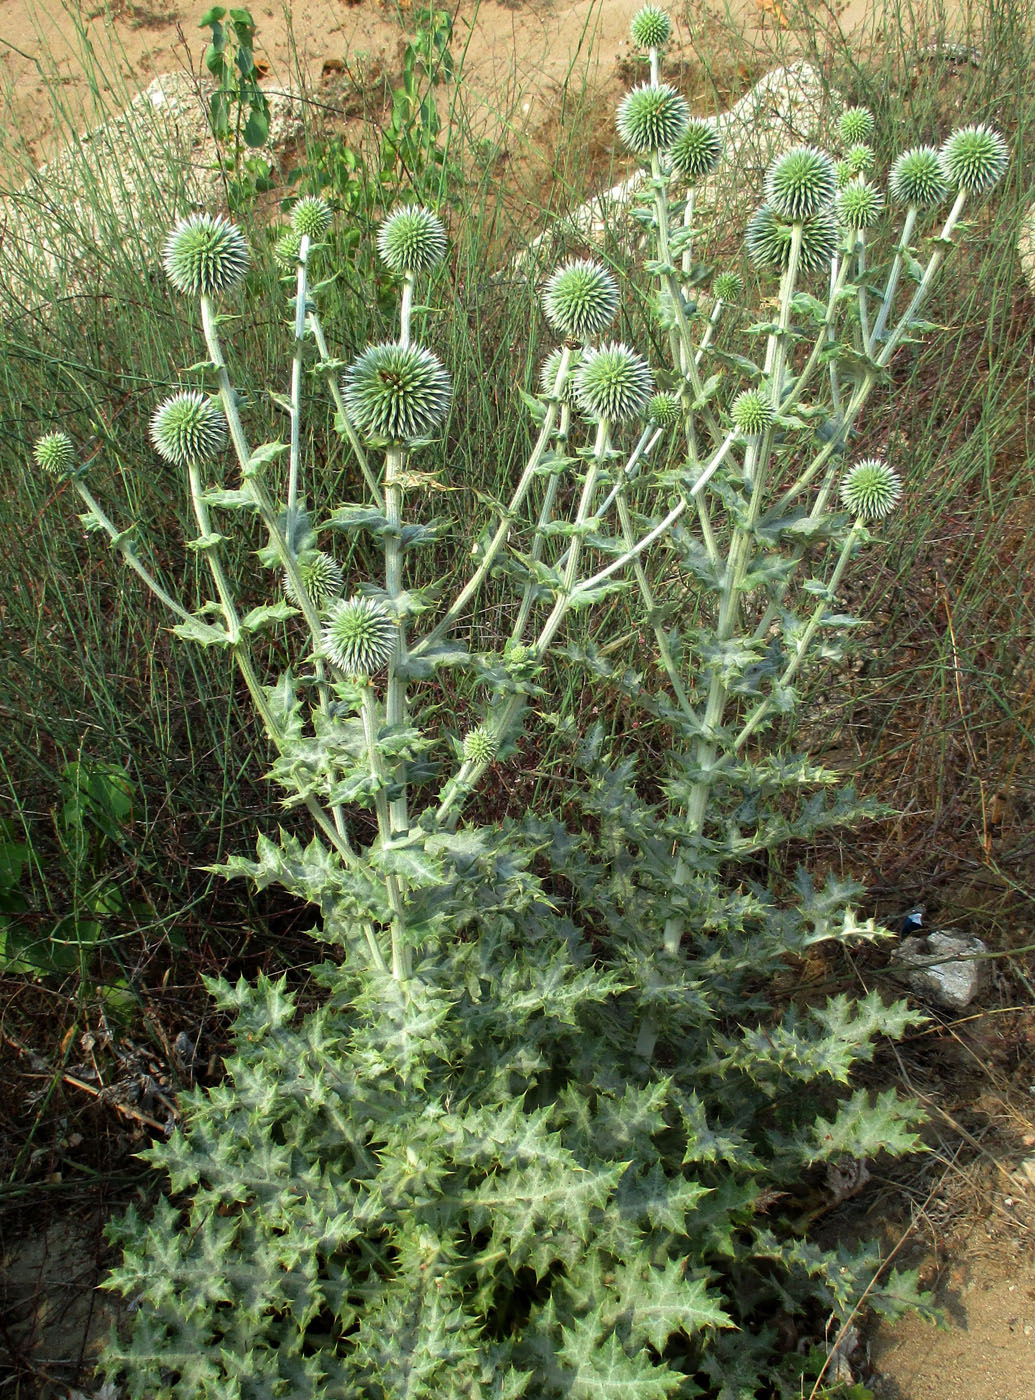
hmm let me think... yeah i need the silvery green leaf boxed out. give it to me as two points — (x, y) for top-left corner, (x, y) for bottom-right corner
(240, 600), (299, 634)
(170, 615), (232, 647)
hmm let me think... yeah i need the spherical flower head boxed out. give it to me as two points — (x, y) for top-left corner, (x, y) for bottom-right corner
(322, 596), (396, 676)
(939, 124), (1008, 194)
(377, 205), (447, 275)
(630, 5), (672, 49)
(838, 106), (874, 146)
(835, 160), (854, 190)
(840, 458), (901, 519)
(162, 214), (249, 295)
(542, 260), (619, 341)
(617, 83), (689, 155)
(33, 431), (76, 478)
(647, 391), (680, 428)
(669, 118), (723, 182)
(343, 342), (451, 442)
(290, 196), (332, 240)
(764, 146), (837, 220)
(844, 143), (875, 177)
(712, 270), (744, 302)
(462, 725), (498, 764)
(149, 392), (227, 466)
(575, 343), (653, 422)
(284, 550), (344, 607)
(730, 389), (774, 436)
(539, 347), (583, 407)
(835, 179), (884, 230)
(273, 227), (303, 271)
(745, 204), (838, 274)
(889, 146), (949, 208)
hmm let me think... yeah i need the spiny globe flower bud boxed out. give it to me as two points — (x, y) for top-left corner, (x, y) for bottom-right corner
(647, 392), (680, 428)
(542, 260), (619, 341)
(462, 725), (498, 764)
(283, 550), (344, 607)
(730, 389), (774, 436)
(838, 106), (874, 146)
(630, 5), (672, 49)
(764, 146), (837, 220)
(745, 204), (839, 274)
(835, 179), (884, 230)
(322, 596), (396, 676)
(33, 431), (76, 477)
(617, 83), (690, 155)
(290, 196), (332, 240)
(669, 118), (723, 182)
(343, 342), (451, 442)
(939, 124), (1008, 193)
(149, 392), (227, 466)
(539, 347), (583, 407)
(840, 458), (901, 519)
(889, 146), (949, 207)
(844, 143), (875, 177)
(162, 213), (249, 295)
(273, 228), (303, 270)
(376, 205), (447, 274)
(712, 270), (744, 302)
(575, 343), (653, 422)
(835, 160), (854, 190)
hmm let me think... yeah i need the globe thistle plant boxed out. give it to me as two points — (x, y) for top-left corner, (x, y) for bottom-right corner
(838, 106), (874, 146)
(322, 596), (396, 676)
(162, 213), (249, 296)
(377, 205), (447, 275)
(617, 83), (689, 154)
(33, 430), (75, 478)
(889, 146), (949, 207)
(542, 261), (619, 341)
(149, 392), (228, 466)
(284, 551), (344, 607)
(290, 196), (333, 240)
(835, 180), (884, 230)
(712, 271), (744, 302)
(630, 4), (672, 48)
(273, 228), (303, 271)
(840, 458), (902, 519)
(844, 143), (875, 177)
(574, 343), (653, 421)
(764, 146), (837, 220)
(647, 391), (681, 427)
(939, 125), (1009, 194)
(730, 388), (774, 436)
(343, 342), (452, 442)
(669, 119), (723, 182)
(745, 204), (839, 273)
(40, 14), (1009, 1396)
(462, 725), (498, 764)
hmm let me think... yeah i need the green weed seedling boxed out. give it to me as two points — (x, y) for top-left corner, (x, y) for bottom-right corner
(0, 759), (136, 980)
(200, 5), (273, 213)
(30, 6), (1010, 1395)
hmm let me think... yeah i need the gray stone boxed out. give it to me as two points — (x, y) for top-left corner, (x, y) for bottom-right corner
(898, 928), (987, 1010)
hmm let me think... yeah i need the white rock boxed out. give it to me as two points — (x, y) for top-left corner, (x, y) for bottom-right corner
(515, 62), (841, 270)
(898, 928), (987, 1010)
(1, 71), (305, 307)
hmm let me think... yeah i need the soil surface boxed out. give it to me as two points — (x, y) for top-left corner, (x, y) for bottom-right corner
(3, 2), (1032, 1400)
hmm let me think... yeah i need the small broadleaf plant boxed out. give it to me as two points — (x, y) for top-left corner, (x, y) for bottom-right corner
(31, 9), (1008, 1397)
